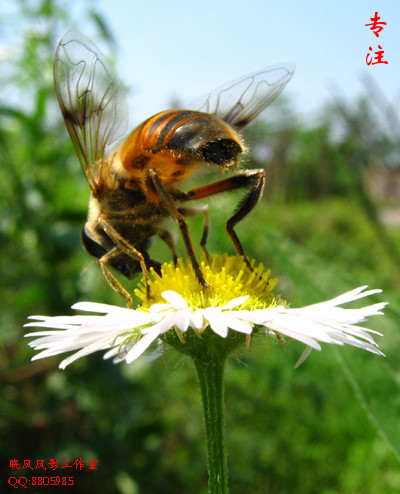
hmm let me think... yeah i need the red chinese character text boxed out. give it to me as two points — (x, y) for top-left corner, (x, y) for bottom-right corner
(87, 459), (99, 470)
(365, 12), (387, 37)
(366, 45), (388, 66)
(21, 459), (34, 470)
(9, 459), (21, 469)
(48, 458), (59, 470)
(35, 459), (47, 470)
(73, 458), (86, 470)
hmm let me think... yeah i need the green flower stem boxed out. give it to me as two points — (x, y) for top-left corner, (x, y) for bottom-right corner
(194, 353), (229, 494)
(163, 328), (244, 493)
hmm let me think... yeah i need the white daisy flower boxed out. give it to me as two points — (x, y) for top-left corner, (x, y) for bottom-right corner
(24, 255), (386, 368)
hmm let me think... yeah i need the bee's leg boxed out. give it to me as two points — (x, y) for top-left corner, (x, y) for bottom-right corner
(146, 169), (210, 289)
(154, 227), (178, 264)
(177, 204), (211, 260)
(184, 169), (265, 271)
(98, 247), (134, 308)
(98, 217), (152, 300)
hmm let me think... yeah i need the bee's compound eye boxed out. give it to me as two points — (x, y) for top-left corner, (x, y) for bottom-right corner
(200, 139), (242, 165)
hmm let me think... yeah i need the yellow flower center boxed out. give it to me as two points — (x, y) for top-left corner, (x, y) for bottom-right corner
(135, 254), (279, 310)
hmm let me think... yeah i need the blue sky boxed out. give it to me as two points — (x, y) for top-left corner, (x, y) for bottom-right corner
(93, 0), (400, 127)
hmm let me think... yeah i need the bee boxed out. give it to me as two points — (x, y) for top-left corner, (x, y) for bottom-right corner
(54, 31), (294, 306)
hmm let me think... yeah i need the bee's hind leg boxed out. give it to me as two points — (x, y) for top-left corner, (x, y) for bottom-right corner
(184, 169), (266, 272)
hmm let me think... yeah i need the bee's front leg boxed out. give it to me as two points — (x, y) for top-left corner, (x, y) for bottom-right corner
(98, 247), (134, 308)
(98, 217), (152, 301)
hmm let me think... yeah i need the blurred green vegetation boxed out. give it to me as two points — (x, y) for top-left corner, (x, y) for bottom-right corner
(1, 1), (400, 493)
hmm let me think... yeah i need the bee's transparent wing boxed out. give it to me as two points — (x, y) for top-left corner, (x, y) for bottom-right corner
(196, 63), (295, 130)
(54, 31), (128, 189)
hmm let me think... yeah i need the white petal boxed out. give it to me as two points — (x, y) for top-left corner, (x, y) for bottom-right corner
(58, 335), (118, 368)
(152, 313), (177, 334)
(161, 290), (188, 308)
(174, 309), (192, 331)
(265, 321), (323, 350)
(125, 327), (161, 364)
(204, 309), (229, 337)
(149, 302), (173, 313)
(294, 346), (313, 368)
(305, 286), (382, 309)
(219, 295), (249, 310)
(217, 313), (253, 334)
(189, 310), (204, 329)
(72, 301), (131, 314)
(247, 295), (385, 358)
